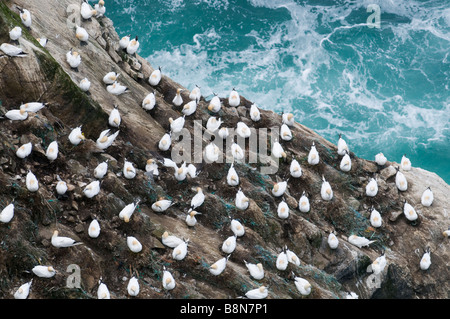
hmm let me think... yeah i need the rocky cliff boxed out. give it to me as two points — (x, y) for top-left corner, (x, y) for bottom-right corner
(0, 0), (449, 299)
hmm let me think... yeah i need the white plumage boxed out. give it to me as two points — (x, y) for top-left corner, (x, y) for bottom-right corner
(280, 123), (292, 141)
(420, 248), (431, 271)
(26, 170), (39, 192)
(119, 35), (130, 49)
(83, 180), (100, 198)
(14, 280), (32, 299)
(108, 106), (121, 128)
(228, 88), (240, 107)
(209, 256), (229, 276)
(127, 236), (143, 253)
(172, 240), (188, 260)
(369, 207), (382, 228)
(182, 98), (197, 116)
(75, 25), (89, 42)
(191, 187), (205, 209)
(400, 154), (412, 171)
(395, 168), (408, 191)
(46, 141), (58, 161)
(293, 276), (311, 296)
(227, 163), (239, 186)
(119, 201), (140, 223)
(250, 104), (260, 122)
(375, 152), (387, 165)
(421, 187), (434, 207)
(9, 26), (22, 41)
(149, 66), (162, 86)
(290, 158), (302, 178)
(337, 134), (349, 156)
(142, 92), (156, 110)
(172, 88), (184, 106)
(222, 235), (237, 254)
(276, 249), (288, 271)
(185, 209), (201, 227)
(348, 235), (376, 248)
(235, 188), (249, 210)
(231, 143), (245, 161)
(298, 191), (310, 213)
(32, 265), (56, 278)
(206, 117), (222, 133)
(96, 129), (119, 150)
(123, 160), (136, 179)
(5, 108), (28, 120)
(55, 178), (68, 196)
(272, 180), (287, 197)
(66, 49), (81, 69)
(16, 142), (32, 159)
(158, 132), (172, 151)
(236, 121), (251, 138)
(307, 142), (319, 165)
(51, 230), (82, 248)
(370, 252), (387, 275)
(327, 232), (339, 249)
(320, 175), (333, 201)
(403, 201), (418, 221)
(162, 269), (176, 290)
(126, 36), (140, 55)
(169, 116), (185, 133)
(340, 152), (351, 172)
(107, 81), (129, 95)
(282, 112), (295, 126)
(151, 199), (173, 212)
(245, 261), (264, 280)
(79, 77), (91, 92)
(97, 282), (110, 299)
(0, 43), (27, 57)
(245, 286), (268, 299)
(94, 161), (108, 179)
(271, 140), (286, 159)
(189, 85), (201, 101)
(0, 203), (14, 224)
(208, 94), (221, 112)
(19, 8), (31, 28)
(230, 219), (245, 237)
(366, 177), (378, 197)
(161, 231), (184, 248)
(68, 126), (85, 145)
(277, 200), (289, 219)
(127, 276), (140, 297)
(88, 219), (101, 238)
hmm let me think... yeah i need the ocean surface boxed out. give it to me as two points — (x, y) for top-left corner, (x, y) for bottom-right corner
(105, 0), (450, 183)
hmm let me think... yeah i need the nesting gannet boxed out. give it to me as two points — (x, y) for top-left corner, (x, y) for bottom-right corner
(16, 142), (32, 159)
(18, 8), (32, 28)
(186, 209), (201, 227)
(244, 261), (264, 280)
(227, 163), (239, 186)
(149, 66), (162, 86)
(68, 126), (85, 145)
(145, 159), (159, 177)
(0, 43), (27, 57)
(94, 161), (108, 179)
(4, 109), (28, 120)
(403, 200), (418, 222)
(190, 187), (205, 209)
(442, 227), (450, 238)
(172, 239), (188, 260)
(32, 265), (56, 278)
(272, 180), (288, 197)
(83, 180), (100, 198)
(94, 0), (106, 17)
(103, 71), (120, 85)
(250, 104), (261, 122)
(337, 134), (349, 156)
(395, 167), (408, 191)
(276, 248), (288, 271)
(20, 102), (48, 113)
(204, 142), (220, 163)
(66, 48), (81, 69)
(169, 115), (185, 133)
(206, 116), (222, 133)
(44, 140), (58, 161)
(369, 207), (382, 228)
(230, 219), (245, 237)
(127, 236), (143, 253)
(189, 85), (201, 101)
(151, 198), (174, 212)
(346, 292), (359, 299)
(127, 276), (140, 297)
(55, 176), (68, 195)
(420, 247), (431, 271)
(88, 219), (101, 238)
(209, 255), (229, 276)
(142, 92), (156, 111)
(235, 188), (249, 210)
(51, 230), (82, 248)
(186, 163), (199, 179)
(0, 203), (14, 224)
(280, 124), (293, 141)
(228, 88), (240, 107)
(81, 0), (97, 20)
(272, 140), (286, 159)
(282, 112), (295, 126)
(327, 231), (339, 249)
(37, 37), (48, 47)
(158, 132), (172, 151)
(245, 286), (268, 299)
(375, 152), (387, 166)
(119, 200), (140, 223)
(298, 191), (310, 213)
(236, 121), (251, 138)
(286, 247), (301, 266)
(421, 187), (433, 207)
(277, 199), (289, 219)
(340, 151), (351, 172)
(79, 77), (91, 92)
(123, 160), (136, 179)
(161, 231), (184, 248)
(231, 143), (245, 161)
(97, 282), (110, 299)
(107, 81), (129, 95)
(14, 280), (32, 299)
(174, 162), (188, 181)
(182, 98), (198, 116)
(162, 268), (176, 290)
(366, 177), (378, 197)
(26, 170), (39, 192)
(218, 127), (229, 139)
(208, 93), (221, 113)
(222, 235), (237, 254)
(96, 129), (119, 149)
(75, 25), (89, 43)
(348, 235), (376, 248)
(400, 154), (411, 171)
(9, 26), (22, 41)
(293, 275), (311, 296)
(370, 251), (387, 275)
(126, 36), (140, 55)
(307, 142), (319, 165)
(320, 175), (333, 201)
(119, 34), (131, 50)
(172, 88), (184, 107)
(290, 158), (302, 178)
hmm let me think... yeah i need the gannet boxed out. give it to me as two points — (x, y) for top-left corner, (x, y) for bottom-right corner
(75, 25), (89, 43)
(26, 170), (39, 192)
(206, 116), (222, 133)
(16, 142), (32, 159)
(182, 98), (198, 116)
(94, 161), (108, 179)
(293, 275), (311, 296)
(231, 143), (245, 161)
(0, 203), (14, 224)
(88, 219), (101, 238)
(107, 81), (129, 95)
(142, 92), (156, 110)
(395, 167), (408, 191)
(145, 159), (159, 177)
(66, 48), (81, 69)
(119, 34), (131, 50)
(277, 199), (289, 219)
(366, 177), (378, 197)
(204, 142), (220, 163)
(51, 230), (82, 248)
(280, 124), (292, 141)
(172, 88), (184, 107)
(9, 26), (22, 41)
(68, 126), (85, 145)
(307, 142), (319, 165)
(169, 115), (185, 133)
(235, 188), (249, 210)
(162, 268), (176, 290)
(245, 286), (268, 299)
(298, 191), (310, 213)
(187, 163), (198, 179)
(127, 236), (143, 253)
(127, 276), (140, 297)
(123, 160), (136, 179)
(222, 235), (237, 254)
(442, 227), (450, 238)
(337, 134), (349, 156)
(190, 187), (205, 209)
(272, 180), (288, 197)
(250, 104), (261, 122)
(282, 112), (295, 126)
(209, 255), (229, 276)
(348, 235), (376, 248)
(189, 85), (201, 101)
(185, 209), (201, 227)
(149, 66), (162, 86)
(218, 127), (229, 139)
(14, 280), (32, 299)
(346, 292), (359, 299)
(37, 37), (48, 47)
(96, 129), (119, 149)
(44, 140), (58, 161)
(421, 187), (433, 207)
(119, 200), (140, 223)
(340, 151), (351, 172)
(79, 77), (91, 92)
(83, 180), (100, 198)
(55, 176), (68, 195)
(227, 163), (239, 186)
(400, 154), (411, 171)
(97, 282), (110, 299)
(403, 200), (418, 221)
(244, 261), (264, 280)
(276, 248), (288, 271)
(161, 231), (184, 248)
(20, 102), (47, 113)
(208, 93), (221, 113)
(174, 162), (188, 181)
(158, 132), (171, 151)
(5, 108), (28, 120)
(228, 88), (240, 107)
(420, 247), (431, 271)
(320, 175), (333, 201)
(271, 140), (286, 159)
(172, 239), (188, 260)
(32, 265), (56, 278)
(0, 43), (27, 57)
(230, 219), (245, 237)
(327, 231), (339, 249)
(151, 198), (174, 212)
(375, 152), (387, 166)
(286, 247), (301, 266)
(18, 8), (31, 28)
(236, 122), (251, 138)
(290, 157), (302, 178)
(126, 36), (139, 55)
(81, 0), (97, 20)
(103, 71), (120, 85)
(94, 0), (106, 17)
(370, 251), (387, 275)
(369, 207), (382, 228)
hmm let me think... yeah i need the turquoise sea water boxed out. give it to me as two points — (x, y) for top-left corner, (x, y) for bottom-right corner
(105, 0), (450, 183)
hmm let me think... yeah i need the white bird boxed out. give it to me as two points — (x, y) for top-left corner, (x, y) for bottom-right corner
(174, 162), (188, 181)
(231, 143), (245, 161)
(340, 151), (351, 172)
(88, 219), (101, 238)
(94, 161), (108, 179)
(96, 129), (119, 150)
(145, 159), (159, 177)
(83, 180), (100, 198)
(66, 48), (81, 69)
(280, 124), (293, 141)
(97, 282), (110, 299)
(227, 163), (239, 186)
(108, 106), (121, 128)
(337, 134), (349, 156)
(320, 175), (333, 201)
(236, 122), (251, 139)
(244, 261), (264, 280)
(204, 142), (220, 163)
(79, 77), (91, 92)
(75, 25), (89, 43)
(0, 43), (27, 57)
(191, 187), (205, 209)
(161, 231), (184, 248)
(346, 292), (359, 299)
(123, 160), (136, 179)
(16, 142), (32, 159)
(209, 256), (229, 276)
(151, 198), (174, 212)
(276, 248), (288, 271)
(208, 93), (221, 113)
(19, 102), (47, 113)
(186, 209), (201, 227)
(245, 286), (268, 299)
(169, 115), (185, 133)
(228, 88), (240, 107)
(218, 127), (229, 139)
(369, 207), (382, 228)
(403, 200), (418, 222)
(37, 37), (48, 47)
(277, 200), (289, 219)
(272, 180), (287, 197)
(370, 252), (387, 275)
(51, 230), (82, 248)
(298, 191), (310, 213)
(126, 36), (139, 55)
(158, 132), (171, 151)
(400, 154), (411, 171)
(94, 0), (106, 17)
(68, 126), (85, 145)
(9, 26), (22, 41)
(282, 112), (295, 126)
(421, 187), (433, 207)
(442, 227), (450, 238)
(18, 8), (31, 28)
(327, 232), (339, 249)
(172, 240), (188, 260)
(222, 235), (237, 254)
(127, 276), (140, 297)
(32, 265), (56, 278)
(162, 269), (176, 290)
(307, 142), (319, 165)
(81, 1), (97, 20)
(103, 71), (120, 85)
(142, 92), (156, 110)
(250, 104), (261, 122)
(348, 235), (376, 248)
(119, 200), (140, 223)
(149, 66), (162, 86)
(107, 81), (129, 95)
(230, 219), (245, 237)
(271, 140), (286, 159)
(0, 203), (14, 224)
(420, 248), (431, 271)
(206, 116), (222, 133)
(119, 34), (131, 50)
(290, 158), (302, 178)
(182, 98), (198, 116)
(186, 163), (198, 179)
(293, 275), (311, 296)
(127, 236), (143, 253)
(189, 85), (201, 101)
(172, 88), (184, 107)
(375, 152), (387, 166)
(4, 108), (28, 120)
(286, 247), (301, 266)
(395, 167), (408, 191)
(235, 188), (249, 210)
(26, 170), (39, 192)
(366, 177), (378, 197)
(14, 280), (32, 299)
(55, 176), (68, 195)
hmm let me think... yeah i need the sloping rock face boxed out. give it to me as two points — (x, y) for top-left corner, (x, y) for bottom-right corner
(0, 0), (449, 299)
